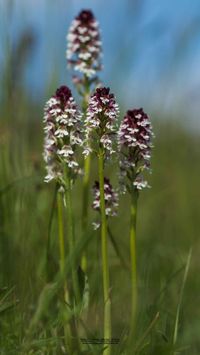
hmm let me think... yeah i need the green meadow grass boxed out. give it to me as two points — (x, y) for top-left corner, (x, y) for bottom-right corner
(0, 97), (200, 354)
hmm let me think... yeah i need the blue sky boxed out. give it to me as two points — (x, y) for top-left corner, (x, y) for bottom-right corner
(1, 0), (200, 128)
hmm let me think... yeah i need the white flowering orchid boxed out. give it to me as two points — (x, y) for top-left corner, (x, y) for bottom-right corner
(43, 86), (83, 187)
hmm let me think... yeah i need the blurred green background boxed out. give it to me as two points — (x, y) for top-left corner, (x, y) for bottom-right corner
(0, 0), (200, 354)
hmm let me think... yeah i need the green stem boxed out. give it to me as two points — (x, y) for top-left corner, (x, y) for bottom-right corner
(57, 192), (65, 276)
(57, 191), (71, 352)
(46, 185), (57, 281)
(81, 154), (91, 272)
(65, 173), (80, 305)
(98, 149), (111, 355)
(129, 191), (138, 345)
(81, 76), (91, 272)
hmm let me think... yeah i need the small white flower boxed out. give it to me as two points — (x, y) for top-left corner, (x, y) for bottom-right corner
(55, 128), (69, 138)
(133, 179), (149, 190)
(57, 145), (74, 157)
(92, 222), (100, 230)
(83, 146), (92, 157)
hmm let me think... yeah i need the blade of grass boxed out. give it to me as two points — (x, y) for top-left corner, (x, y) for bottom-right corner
(134, 312), (160, 354)
(173, 248), (192, 347)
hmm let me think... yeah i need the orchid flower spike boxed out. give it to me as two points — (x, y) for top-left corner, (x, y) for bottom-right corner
(66, 10), (102, 80)
(118, 108), (154, 192)
(43, 85), (83, 187)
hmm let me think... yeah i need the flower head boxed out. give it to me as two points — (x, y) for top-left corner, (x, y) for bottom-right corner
(84, 87), (119, 157)
(66, 9), (102, 79)
(92, 178), (118, 229)
(118, 108), (153, 192)
(43, 85), (83, 185)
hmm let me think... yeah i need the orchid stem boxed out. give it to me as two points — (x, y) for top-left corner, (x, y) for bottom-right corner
(65, 173), (80, 305)
(57, 191), (71, 352)
(98, 148), (111, 355)
(81, 76), (91, 272)
(81, 154), (91, 272)
(57, 192), (66, 278)
(129, 191), (138, 346)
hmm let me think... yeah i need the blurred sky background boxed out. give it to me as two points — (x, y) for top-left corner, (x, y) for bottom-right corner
(1, 0), (200, 130)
